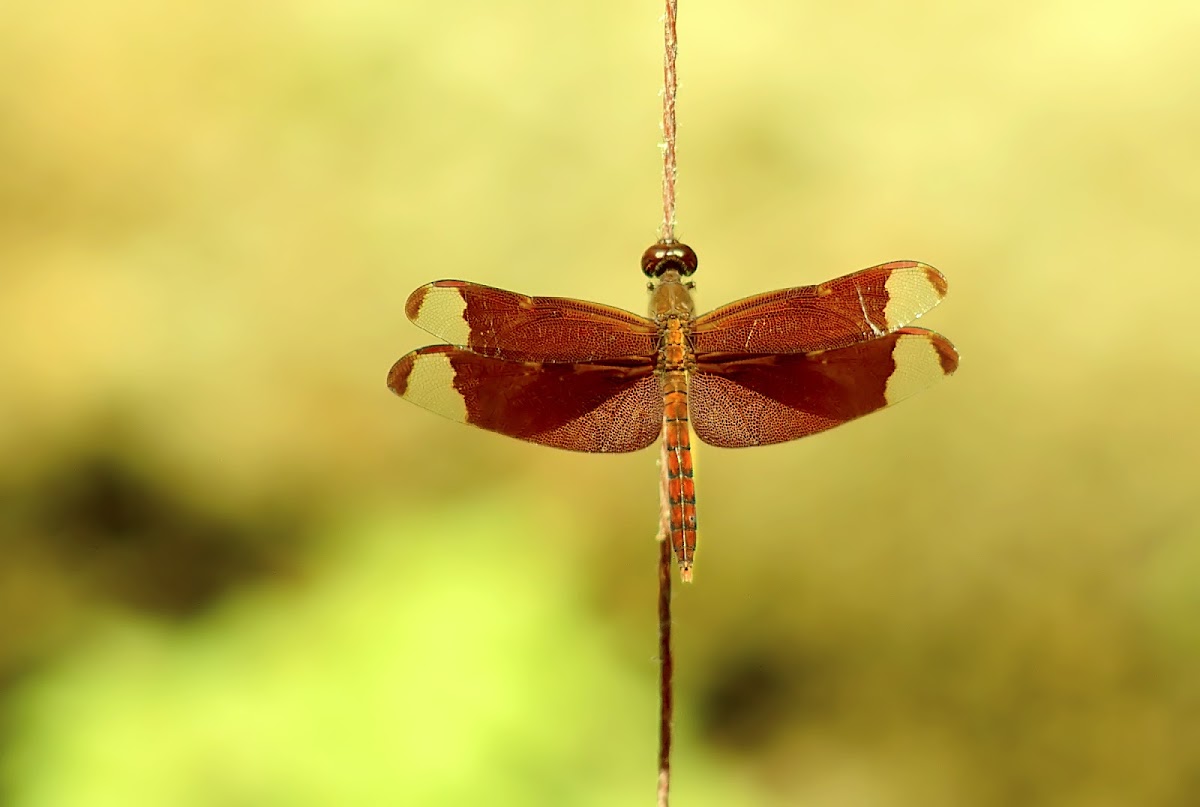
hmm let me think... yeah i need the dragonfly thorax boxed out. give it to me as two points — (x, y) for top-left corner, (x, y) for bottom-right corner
(649, 270), (695, 322)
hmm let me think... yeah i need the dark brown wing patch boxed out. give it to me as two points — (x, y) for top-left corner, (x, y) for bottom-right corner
(389, 346), (662, 453)
(690, 328), (958, 447)
(691, 261), (948, 355)
(406, 281), (658, 363)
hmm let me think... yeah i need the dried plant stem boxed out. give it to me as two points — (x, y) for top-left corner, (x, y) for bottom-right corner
(660, 0), (680, 244)
(657, 2), (681, 804)
(657, 532), (674, 807)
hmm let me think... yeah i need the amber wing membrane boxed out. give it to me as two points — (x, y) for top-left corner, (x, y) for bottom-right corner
(406, 280), (659, 363)
(689, 328), (958, 447)
(691, 261), (948, 355)
(388, 345), (662, 452)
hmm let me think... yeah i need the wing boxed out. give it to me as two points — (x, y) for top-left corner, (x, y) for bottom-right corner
(387, 345), (662, 452)
(690, 328), (958, 447)
(405, 280), (658, 363)
(691, 261), (947, 355)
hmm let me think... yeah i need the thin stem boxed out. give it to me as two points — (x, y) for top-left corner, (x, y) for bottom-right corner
(660, 0), (679, 243)
(657, 3), (681, 804)
(657, 533), (674, 807)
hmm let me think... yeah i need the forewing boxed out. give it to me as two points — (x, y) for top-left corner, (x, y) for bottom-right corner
(388, 346), (662, 452)
(406, 281), (658, 362)
(691, 261), (948, 355)
(690, 328), (958, 447)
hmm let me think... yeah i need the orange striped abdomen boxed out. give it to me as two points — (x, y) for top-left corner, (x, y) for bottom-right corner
(661, 374), (696, 581)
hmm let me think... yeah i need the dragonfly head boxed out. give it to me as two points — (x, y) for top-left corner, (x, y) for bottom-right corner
(641, 241), (698, 279)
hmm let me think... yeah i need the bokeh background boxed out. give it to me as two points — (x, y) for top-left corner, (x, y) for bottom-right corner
(2, 1), (1199, 805)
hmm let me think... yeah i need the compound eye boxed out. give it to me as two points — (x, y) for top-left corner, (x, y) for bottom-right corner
(640, 241), (699, 277)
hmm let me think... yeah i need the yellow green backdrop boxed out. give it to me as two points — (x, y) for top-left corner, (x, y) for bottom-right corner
(2, 1), (1198, 805)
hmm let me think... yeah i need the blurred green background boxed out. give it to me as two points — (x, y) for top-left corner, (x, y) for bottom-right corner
(2, 1), (1199, 805)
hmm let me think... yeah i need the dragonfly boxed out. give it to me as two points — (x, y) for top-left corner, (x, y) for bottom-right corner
(388, 241), (957, 581)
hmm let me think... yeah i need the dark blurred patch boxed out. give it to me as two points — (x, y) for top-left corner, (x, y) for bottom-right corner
(0, 447), (313, 785)
(696, 643), (837, 752)
(30, 452), (303, 617)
